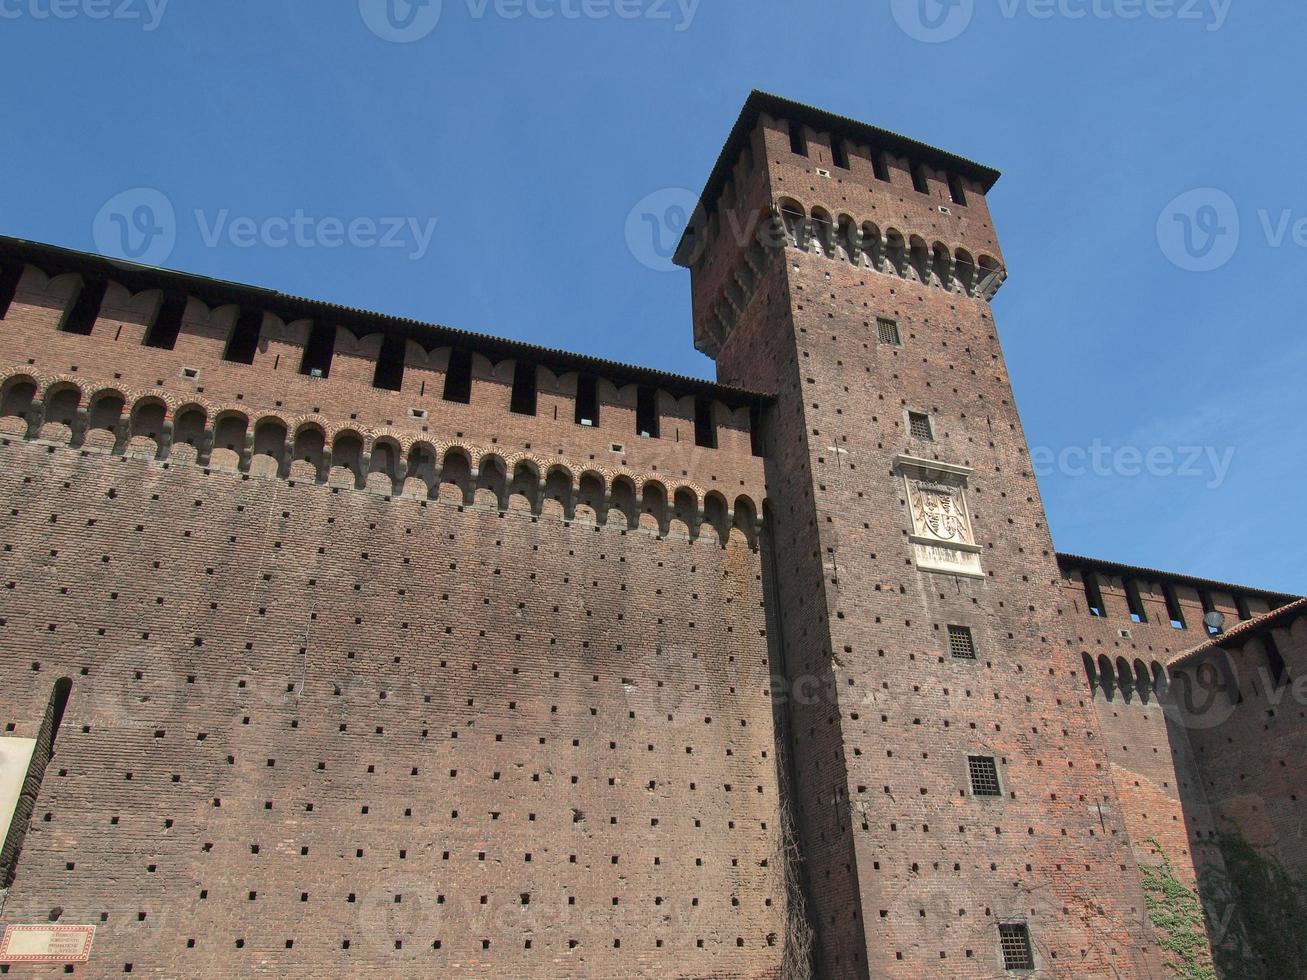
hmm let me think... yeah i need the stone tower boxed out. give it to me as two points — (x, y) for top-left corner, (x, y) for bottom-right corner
(677, 91), (1165, 978)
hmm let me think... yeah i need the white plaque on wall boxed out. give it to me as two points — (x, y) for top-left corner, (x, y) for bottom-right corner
(0, 925), (96, 964)
(895, 454), (983, 578)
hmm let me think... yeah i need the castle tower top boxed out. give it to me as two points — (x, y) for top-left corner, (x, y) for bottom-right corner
(673, 91), (1001, 269)
(674, 91), (1008, 364)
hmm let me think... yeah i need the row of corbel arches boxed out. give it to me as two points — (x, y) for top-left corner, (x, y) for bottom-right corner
(1082, 653), (1175, 705)
(775, 199), (1006, 299)
(0, 371), (763, 548)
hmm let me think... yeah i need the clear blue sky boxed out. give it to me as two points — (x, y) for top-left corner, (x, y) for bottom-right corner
(1, 1), (1302, 594)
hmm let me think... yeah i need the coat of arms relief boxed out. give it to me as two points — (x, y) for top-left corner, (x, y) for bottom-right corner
(896, 455), (983, 577)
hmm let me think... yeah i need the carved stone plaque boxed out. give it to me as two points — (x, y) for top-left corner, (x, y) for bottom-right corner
(896, 454), (983, 578)
(0, 925), (96, 964)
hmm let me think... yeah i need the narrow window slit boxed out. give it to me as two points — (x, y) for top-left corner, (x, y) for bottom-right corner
(60, 278), (108, 336)
(443, 349), (473, 404)
(510, 362), (537, 416)
(144, 293), (187, 350)
(373, 334), (406, 392)
(299, 321), (336, 378)
(575, 375), (599, 427)
(636, 386), (659, 439)
(693, 398), (716, 449)
(788, 122), (807, 157)
(0, 264), (24, 320)
(223, 307), (263, 365)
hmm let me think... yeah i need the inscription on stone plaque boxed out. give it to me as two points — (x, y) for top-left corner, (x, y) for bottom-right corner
(0, 925), (96, 964)
(895, 454), (983, 577)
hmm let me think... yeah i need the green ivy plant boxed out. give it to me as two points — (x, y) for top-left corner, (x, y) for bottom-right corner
(1138, 840), (1217, 979)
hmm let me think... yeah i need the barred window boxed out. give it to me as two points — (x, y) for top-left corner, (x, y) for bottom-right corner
(948, 625), (976, 660)
(908, 411), (933, 441)
(968, 755), (1001, 797)
(998, 923), (1034, 970)
(877, 317), (900, 346)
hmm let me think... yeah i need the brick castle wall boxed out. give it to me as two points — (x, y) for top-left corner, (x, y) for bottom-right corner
(0, 255), (786, 977)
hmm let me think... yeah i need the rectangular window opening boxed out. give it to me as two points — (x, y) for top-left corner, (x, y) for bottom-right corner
(911, 164), (930, 195)
(908, 411), (933, 442)
(1234, 595), (1253, 621)
(877, 317), (901, 346)
(1163, 585), (1186, 630)
(636, 386), (659, 439)
(59, 277), (108, 336)
(948, 174), (968, 207)
(831, 139), (849, 170)
(948, 625), (976, 660)
(144, 293), (187, 350)
(1082, 571), (1106, 618)
(1123, 579), (1148, 624)
(0, 263), (23, 320)
(788, 122), (807, 157)
(694, 398), (716, 449)
(749, 404), (765, 458)
(968, 756), (1001, 797)
(299, 321), (336, 378)
(442, 349), (473, 404)
(998, 924), (1034, 970)
(1264, 633), (1288, 686)
(223, 307), (263, 365)
(1199, 590), (1221, 634)
(575, 374), (599, 427)
(2, 678), (72, 888)
(872, 151), (890, 183)
(510, 362), (538, 416)
(373, 334), (406, 392)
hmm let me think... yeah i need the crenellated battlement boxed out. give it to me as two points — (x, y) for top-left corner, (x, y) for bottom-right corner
(0, 367), (763, 548)
(687, 198), (1007, 359)
(1058, 553), (1295, 636)
(0, 238), (770, 534)
(675, 91), (1005, 361)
